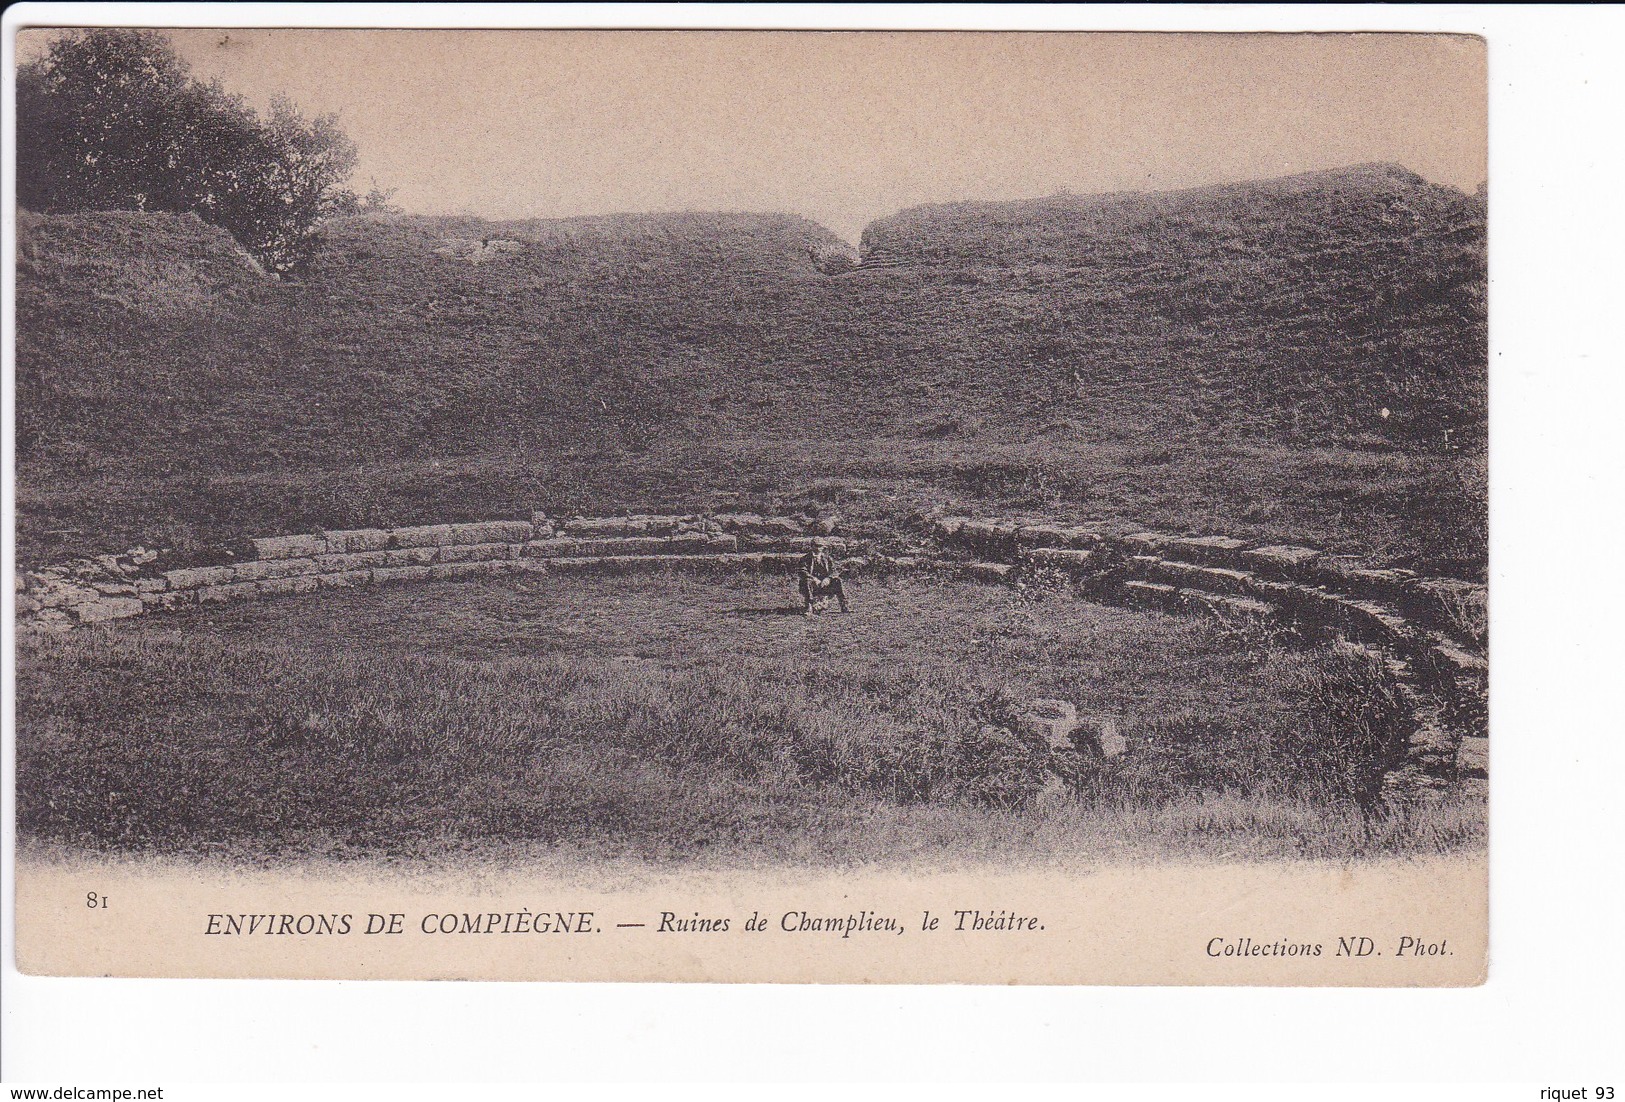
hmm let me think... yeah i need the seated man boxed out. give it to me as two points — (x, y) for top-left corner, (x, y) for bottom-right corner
(797, 537), (850, 616)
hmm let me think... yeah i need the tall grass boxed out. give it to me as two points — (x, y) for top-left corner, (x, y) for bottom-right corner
(15, 575), (1479, 866)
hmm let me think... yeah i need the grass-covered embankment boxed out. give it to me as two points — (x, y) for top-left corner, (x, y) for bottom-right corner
(15, 164), (1486, 576)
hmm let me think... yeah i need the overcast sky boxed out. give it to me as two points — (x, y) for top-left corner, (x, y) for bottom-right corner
(25, 29), (1487, 243)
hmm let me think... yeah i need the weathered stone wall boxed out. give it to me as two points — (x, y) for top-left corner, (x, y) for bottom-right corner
(15, 511), (858, 632)
(929, 515), (1488, 792)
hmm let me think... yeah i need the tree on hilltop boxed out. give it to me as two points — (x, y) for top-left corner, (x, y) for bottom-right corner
(17, 28), (389, 273)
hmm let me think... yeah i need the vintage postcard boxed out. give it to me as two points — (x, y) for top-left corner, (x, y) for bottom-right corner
(10, 27), (1487, 984)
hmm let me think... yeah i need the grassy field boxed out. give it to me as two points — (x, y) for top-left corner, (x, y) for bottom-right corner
(15, 572), (1484, 868)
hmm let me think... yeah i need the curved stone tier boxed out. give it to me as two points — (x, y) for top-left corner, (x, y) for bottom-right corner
(14, 508), (1487, 797)
(928, 516), (1487, 794)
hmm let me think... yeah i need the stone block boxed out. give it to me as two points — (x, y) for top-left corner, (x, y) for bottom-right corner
(140, 590), (196, 611)
(1161, 535), (1250, 567)
(1239, 576), (1300, 605)
(72, 596), (144, 622)
(372, 564), (435, 585)
(1187, 592), (1277, 622)
(36, 581), (102, 609)
(256, 575), (321, 598)
(316, 570), (372, 590)
(1404, 578), (1488, 642)
(390, 524), (455, 549)
(24, 609), (76, 632)
(249, 533), (326, 561)
(1456, 737), (1489, 779)
(561, 516), (650, 537)
(91, 554), (133, 578)
(1121, 579), (1178, 609)
(1406, 721), (1457, 759)
(546, 552), (800, 576)
(572, 536), (672, 556)
(232, 557), (322, 582)
(197, 582), (260, 604)
(1136, 559), (1256, 596)
(435, 542), (521, 564)
(546, 555), (634, 574)
(1428, 639), (1488, 676)
(753, 516), (807, 538)
(1239, 545), (1323, 581)
(1333, 565), (1418, 604)
(737, 534), (837, 552)
(1334, 598), (1412, 645)
(955, 519), (1020, 552)
(449, 521), (534, 545)
(429, 561), (508, 581)
(1025, 547), (1095, 571)
(1016, 523), (1098, 549)
(523, 538), (583, 558)
(1073, 715), (1128, 759)
(321, 528), (391, 554)
(963, 561), (1015, 583)
(1117, 533), (1177, 556)
(1019, 699), (1079, 750)
(133, 577), (169, 593)
(383, 547), (437, 567)
(163, 565), (237, 590)
(710, 512), (763, 531)
(310, 551), (389, 572)
(630, 514), (701, 535)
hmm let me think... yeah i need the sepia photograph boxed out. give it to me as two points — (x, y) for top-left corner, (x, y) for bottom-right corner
(10, 24), (1489, 985)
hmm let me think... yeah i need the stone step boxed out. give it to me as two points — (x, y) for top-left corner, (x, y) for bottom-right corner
(523, 534), (741, 558)
(1154, 534), (1251, 568)
(934, 517), (1097, 554)
(1126, 556), (1257, 597)
(1402, 578), (1487, 642)
(941, 518), (1020, 553)
(1238, 543), (1324, 582)
(151, 535), (854, 595)
(150, 552), (814, 610)
(534, 552), (802, 575)
(1022, 547), (1097, 571)
(1456, 736), (1489, 780)
(1125, 532), (1484, 653)
(1120, 579), (1179, 610)
(961, 561), (1017, 584)
(1174, 590), (1277, 624)
(559, 514), (706, 537)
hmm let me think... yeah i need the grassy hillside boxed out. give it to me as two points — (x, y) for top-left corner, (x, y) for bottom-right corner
(15, 165), (1486, 574)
